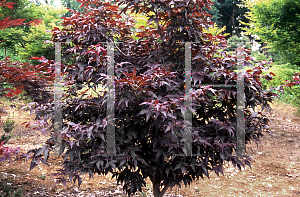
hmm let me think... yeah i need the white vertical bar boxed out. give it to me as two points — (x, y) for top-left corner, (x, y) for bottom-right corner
(236, 46), (245, 156)
(107, 42), (116, 156)
(54, 42), (62, 154)
(183, 42), (192, 156)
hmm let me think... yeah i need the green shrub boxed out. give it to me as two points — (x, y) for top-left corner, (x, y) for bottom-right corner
(0, 114), (15, 144)
(251, 50), (272, 62)
(262, 63), (297, 89)
(261, 63), (300, 108)
(0, 183), (23, 197)
(227, 35), (251, 52)
(13, 188), (23, 197)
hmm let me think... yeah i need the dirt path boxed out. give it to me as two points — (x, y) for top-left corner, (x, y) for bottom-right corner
(0, 101), (300, 196)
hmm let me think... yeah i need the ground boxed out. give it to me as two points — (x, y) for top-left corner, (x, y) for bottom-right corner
(0, 99), (300, 197)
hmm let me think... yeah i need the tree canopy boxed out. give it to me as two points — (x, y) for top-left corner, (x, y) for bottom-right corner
(204, 0), (249, 36)
(61, 0), (85, 17)
(0, 1), (67, 62)
(16, 4), (67, 62)
(242, 0), (300, 67)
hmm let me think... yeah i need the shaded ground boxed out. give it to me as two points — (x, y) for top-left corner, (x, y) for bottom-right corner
(0, 100), (300, 196)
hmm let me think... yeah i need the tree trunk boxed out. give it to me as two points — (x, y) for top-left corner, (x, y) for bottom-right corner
(67, 0), (70, 9)
(231, 7), (237, 35)
(152, 179), (169, 197)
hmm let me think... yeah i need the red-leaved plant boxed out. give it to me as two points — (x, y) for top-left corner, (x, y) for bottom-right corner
(17, 0), (277, 196)
(285, 72), (300, 87)
(0, 0), (53, 165)
(0, 140), (20, 162)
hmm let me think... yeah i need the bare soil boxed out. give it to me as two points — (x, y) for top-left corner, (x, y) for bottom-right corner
(1, 100), (300, 197)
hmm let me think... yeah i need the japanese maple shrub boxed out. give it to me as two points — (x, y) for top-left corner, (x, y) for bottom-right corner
(0, 0), (54, 101)
(27, 0), (275, 196)
(0, 0), (54, 164)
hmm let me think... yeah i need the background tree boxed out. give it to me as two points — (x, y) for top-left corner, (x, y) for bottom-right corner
(242, 0), (300, 67)
(61, 0), (84, 17)
(227, 35), (251, 52)
(25, 0), (275, 197)
(0, 0), (55, 97)
(0, 0), (43, 59)
(0, 0), (25, 29)
(241, 0), (300, 112)
(0, 0), (66, 62)
(0, 0), (41, 22)
(16, 4), (67, 63)
(204, 0), (249, 36)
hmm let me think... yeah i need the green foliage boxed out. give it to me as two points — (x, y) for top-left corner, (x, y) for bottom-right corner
(261, 63), (300, 107)
(61, 0), (85, 17)
(250, 50), (272, 62)
(0, 114), (15, 144)
(203, 1), (222, 26)
(242, 0), (300, 66)
(0, 27), (26, 60)
(202, 23), (229, 37)
(38, 4), (67, 27)
(17, 5), (68, 63)
(204, 0), (249, 36)
(227, 35), (251, 51)
(0, 182), (23, 197)
(282, 85), (300, 107)
(0, 0), (43, 56)
(13, 188), (23, 197)
(2, 115), (15, 133)
(17, 22), (53, 61)
(0, 2), (67, 62)
(132, 13), (148, 29)
(130, 11), (157, 40)
(262, 63), (297, 89)
(0, 0), (41, 23)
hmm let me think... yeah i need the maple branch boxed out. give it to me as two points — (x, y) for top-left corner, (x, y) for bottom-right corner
(114, 43), (128, 57)
(153, 6), (164, 42)
(90, 85), (100, 97)
(107, 38), (128, 57)
(135, 89), (143, 97)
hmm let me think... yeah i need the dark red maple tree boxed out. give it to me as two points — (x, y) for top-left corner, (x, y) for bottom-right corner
(1, 0), (277, 196)
(21, 1), (278, 196)
(0, 0), (24, 29)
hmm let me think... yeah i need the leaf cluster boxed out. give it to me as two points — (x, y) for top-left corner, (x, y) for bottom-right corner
(0, 56), (55, 102)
